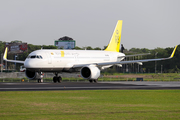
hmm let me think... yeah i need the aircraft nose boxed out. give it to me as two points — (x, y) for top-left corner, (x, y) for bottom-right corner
(24, 60), (36, 68)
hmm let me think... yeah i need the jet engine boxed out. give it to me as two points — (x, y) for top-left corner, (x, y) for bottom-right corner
(25, 69), (43, 80)
(80, 65), (100, 79)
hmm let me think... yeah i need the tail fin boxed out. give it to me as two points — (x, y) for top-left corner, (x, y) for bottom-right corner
(105, 20), (123, 52)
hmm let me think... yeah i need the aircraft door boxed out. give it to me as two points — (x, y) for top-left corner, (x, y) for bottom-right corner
(46, 53), (52, 64)
(73, 53), (79, 63)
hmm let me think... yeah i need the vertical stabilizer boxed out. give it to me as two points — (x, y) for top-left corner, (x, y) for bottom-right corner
(105, 20), (123, 52)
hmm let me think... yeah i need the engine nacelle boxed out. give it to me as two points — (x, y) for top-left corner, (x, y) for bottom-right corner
(80, 65), (100, 79)
(25, 69), (43, 80)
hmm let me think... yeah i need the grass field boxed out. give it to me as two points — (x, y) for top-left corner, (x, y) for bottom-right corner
(1, 90), (180, 119)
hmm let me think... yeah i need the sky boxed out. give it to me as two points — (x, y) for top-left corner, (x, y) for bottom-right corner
(0, 0), (180, 50)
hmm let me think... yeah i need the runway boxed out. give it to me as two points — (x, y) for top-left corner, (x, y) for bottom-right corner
(0, 81), (180, 91)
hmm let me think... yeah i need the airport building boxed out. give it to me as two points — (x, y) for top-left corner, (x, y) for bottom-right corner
(5, 41), (28, 54)
(54, 36), (75, 49)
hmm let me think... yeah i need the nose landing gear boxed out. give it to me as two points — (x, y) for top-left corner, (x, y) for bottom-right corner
(37, 72), (44, 83)
(38, 79), (43, 83)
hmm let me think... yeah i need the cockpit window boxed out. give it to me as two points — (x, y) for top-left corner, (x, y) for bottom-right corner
(28, 55), (43, 59)
(31, 55), (36, 58)
(39, 56), (43, 59)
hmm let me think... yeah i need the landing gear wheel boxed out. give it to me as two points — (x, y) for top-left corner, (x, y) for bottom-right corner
(53, 77), (57, 83)
(53, 76), (62, 83)
(89, 79), (98, 83)
(89, 80), (93, 83)
(94, 79), (98, 83)
(38, 79), (43, 83)
(53, 72), (62, 83)
(57, 76), (62, 83)
(38, 79), (40, 83)
(37, 72), (44, 83)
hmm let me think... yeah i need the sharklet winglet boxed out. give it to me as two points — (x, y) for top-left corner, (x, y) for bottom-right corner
(3, 47), (8, 60)
(170, 45), (177, 58)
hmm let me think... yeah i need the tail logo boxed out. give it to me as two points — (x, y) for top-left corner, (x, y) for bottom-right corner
(116, 30), (119, 34)
(115, 30), (119, 44)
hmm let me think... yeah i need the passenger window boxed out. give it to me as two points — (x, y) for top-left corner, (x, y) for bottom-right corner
(40, 56), (43, 59)
(37, 56), (40, 58)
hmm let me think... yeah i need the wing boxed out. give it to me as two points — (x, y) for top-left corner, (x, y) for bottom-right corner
(73, 45), (177, 68)
(3, 47), (25, 64)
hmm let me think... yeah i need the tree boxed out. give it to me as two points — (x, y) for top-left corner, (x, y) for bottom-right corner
(42, 45), (57, 49)
(103, 46), (107, 50)
(129, 48), (150, 53)
(74, 46), (82, 50)
(86, 46), (93, 50)
(94, 47), (101, 50)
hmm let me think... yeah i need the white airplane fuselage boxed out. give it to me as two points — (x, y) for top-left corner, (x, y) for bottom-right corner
(24, 49), (125, 72)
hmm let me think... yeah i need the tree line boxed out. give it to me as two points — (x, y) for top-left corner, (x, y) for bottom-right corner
(0, 41), (179, 73)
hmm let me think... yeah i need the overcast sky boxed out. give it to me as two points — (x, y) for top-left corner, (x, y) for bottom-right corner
(0, 0), (179, 49)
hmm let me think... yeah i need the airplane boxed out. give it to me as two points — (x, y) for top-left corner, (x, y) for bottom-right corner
(3, 20), (177, 83)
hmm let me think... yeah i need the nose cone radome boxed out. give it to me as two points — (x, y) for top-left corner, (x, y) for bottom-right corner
(24, 60), (36, 68)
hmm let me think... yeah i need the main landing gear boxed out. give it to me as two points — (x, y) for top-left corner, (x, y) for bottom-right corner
(53, 73), (62, 83)
(89, 79), (98, 83)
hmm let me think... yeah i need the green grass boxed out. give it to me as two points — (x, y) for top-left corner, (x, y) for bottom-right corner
(0, 90), (180, 119)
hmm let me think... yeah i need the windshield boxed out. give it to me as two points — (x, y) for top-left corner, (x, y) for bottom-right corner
(27, 55), (43, 59)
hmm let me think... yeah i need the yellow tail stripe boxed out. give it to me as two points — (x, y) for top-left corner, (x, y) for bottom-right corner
(105, 20), (123, 52)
